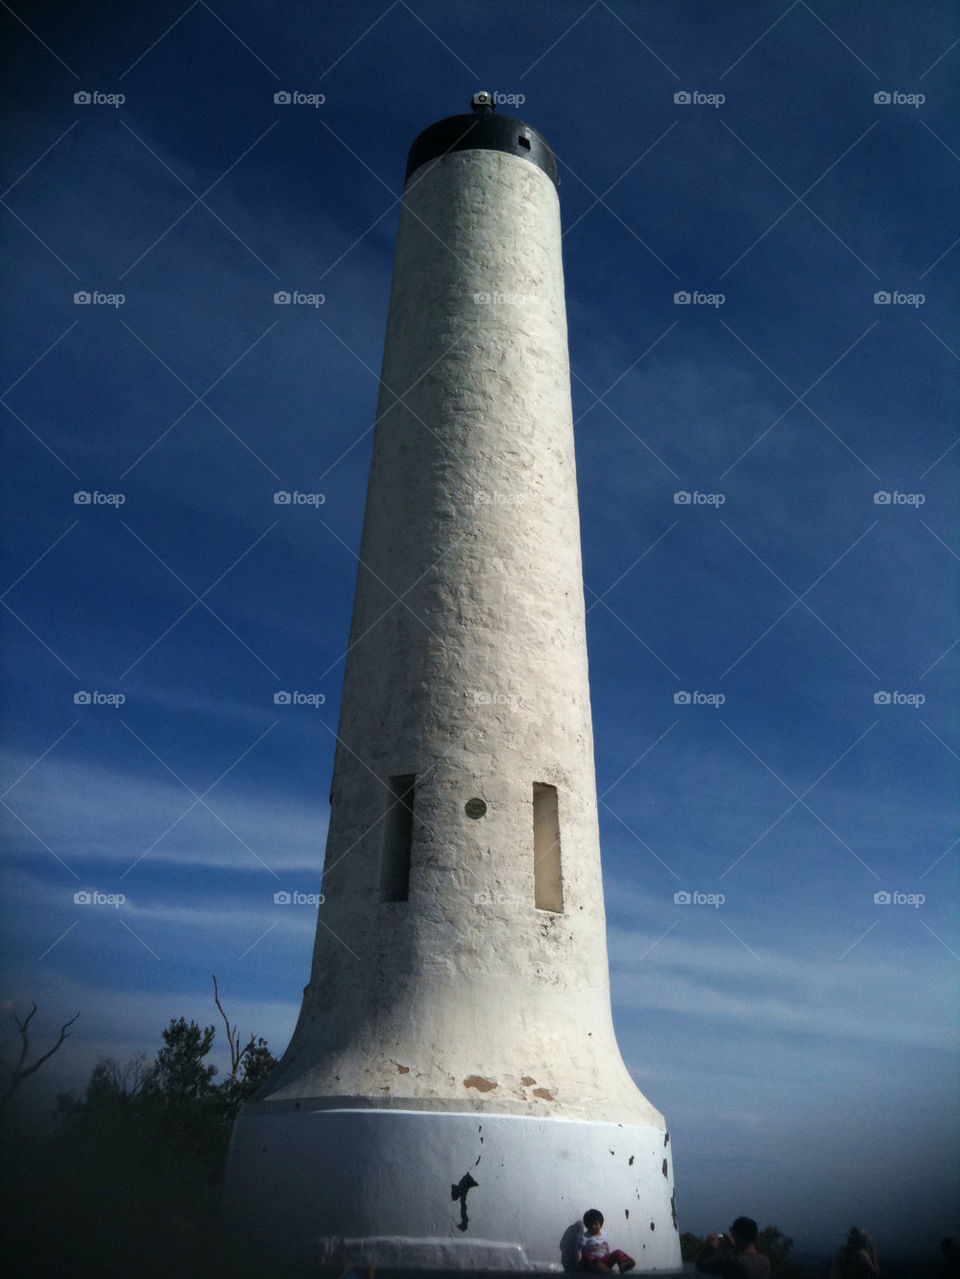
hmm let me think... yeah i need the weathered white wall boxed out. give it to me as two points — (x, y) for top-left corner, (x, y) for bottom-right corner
(225, 139), (680, 1272)
(227, 1110), (680, 1272)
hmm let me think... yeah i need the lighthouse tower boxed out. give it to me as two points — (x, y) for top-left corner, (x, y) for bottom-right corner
(224, 95), (681, 1273)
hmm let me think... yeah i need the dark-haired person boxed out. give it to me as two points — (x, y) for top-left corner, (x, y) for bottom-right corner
(832, 1226), (880, 1277)
(696, 1216), (771, 1277)
(577, 1208), (635, 1272)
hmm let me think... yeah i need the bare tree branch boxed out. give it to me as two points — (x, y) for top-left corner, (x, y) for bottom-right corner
(11, 1001), (38, 1080)
(2, 1004), (80, 1105)
(212, 974), (241, 1085)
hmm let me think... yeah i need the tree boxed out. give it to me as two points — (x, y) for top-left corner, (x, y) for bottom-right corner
(758, 1224), (794, 1255)
(680, 1230), (706, 1260)
(0, 1002), (80, 1105)
(757, 1224), (797, 1277)
(147, 1016), (218, 1103)
(235, 1035), (277, 1101)
(6, 1005), (279, 1278)
(212, 974), (278, 1111)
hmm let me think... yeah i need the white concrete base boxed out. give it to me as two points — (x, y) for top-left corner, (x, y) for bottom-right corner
(223, 1106), (681, 1272)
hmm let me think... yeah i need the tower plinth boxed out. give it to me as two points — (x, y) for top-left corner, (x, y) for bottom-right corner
(223, 99), (681, 1274)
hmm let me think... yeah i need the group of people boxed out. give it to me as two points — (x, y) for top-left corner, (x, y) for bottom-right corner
(576, 1209), (882, 1276)
(697, 1219), (881, 1277)
(693, 1216), (774, 1276)
(574, 1208), (773, 1274)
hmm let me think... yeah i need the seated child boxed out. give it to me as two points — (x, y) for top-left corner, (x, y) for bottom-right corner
(578, 1208), (635, 1273)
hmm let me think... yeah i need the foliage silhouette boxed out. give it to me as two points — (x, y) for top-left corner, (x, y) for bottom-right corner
(2, 995), (278, 1278)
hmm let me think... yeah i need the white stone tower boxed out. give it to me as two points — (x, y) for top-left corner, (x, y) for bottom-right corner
(224, 95), (681, 1273)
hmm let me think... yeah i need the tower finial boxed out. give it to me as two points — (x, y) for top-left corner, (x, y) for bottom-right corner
(471, 90), (495, 114)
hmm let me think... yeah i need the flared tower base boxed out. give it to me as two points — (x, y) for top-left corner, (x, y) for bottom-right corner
(223, 1105), (682, 1272)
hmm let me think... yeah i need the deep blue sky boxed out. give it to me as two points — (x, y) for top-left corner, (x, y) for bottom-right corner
(1, 0), (957, 1260)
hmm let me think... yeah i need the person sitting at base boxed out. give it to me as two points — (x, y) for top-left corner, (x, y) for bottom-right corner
(696, 1216), (771, 1276)
(577, 1208), (635, 1273)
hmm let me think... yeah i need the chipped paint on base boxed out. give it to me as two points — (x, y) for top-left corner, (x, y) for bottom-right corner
(225, 1107), (680, 1272)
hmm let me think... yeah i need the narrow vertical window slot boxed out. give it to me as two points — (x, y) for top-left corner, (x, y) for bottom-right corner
(381, 774), (415, 902)
(533, 782), (563, 913)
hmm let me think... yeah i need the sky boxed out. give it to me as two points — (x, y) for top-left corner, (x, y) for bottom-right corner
(1, 0), (958, 1261)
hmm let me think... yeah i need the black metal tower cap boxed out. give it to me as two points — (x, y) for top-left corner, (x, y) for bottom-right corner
(405, 93), (558, 188)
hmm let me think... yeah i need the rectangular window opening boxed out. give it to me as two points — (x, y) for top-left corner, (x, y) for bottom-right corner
(533, 782), (563, 913)
(518, 135), (531, 149)
(380, 774), (415, 902)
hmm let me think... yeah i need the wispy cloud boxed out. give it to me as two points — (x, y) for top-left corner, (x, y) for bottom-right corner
(1, 749), (330, 872)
